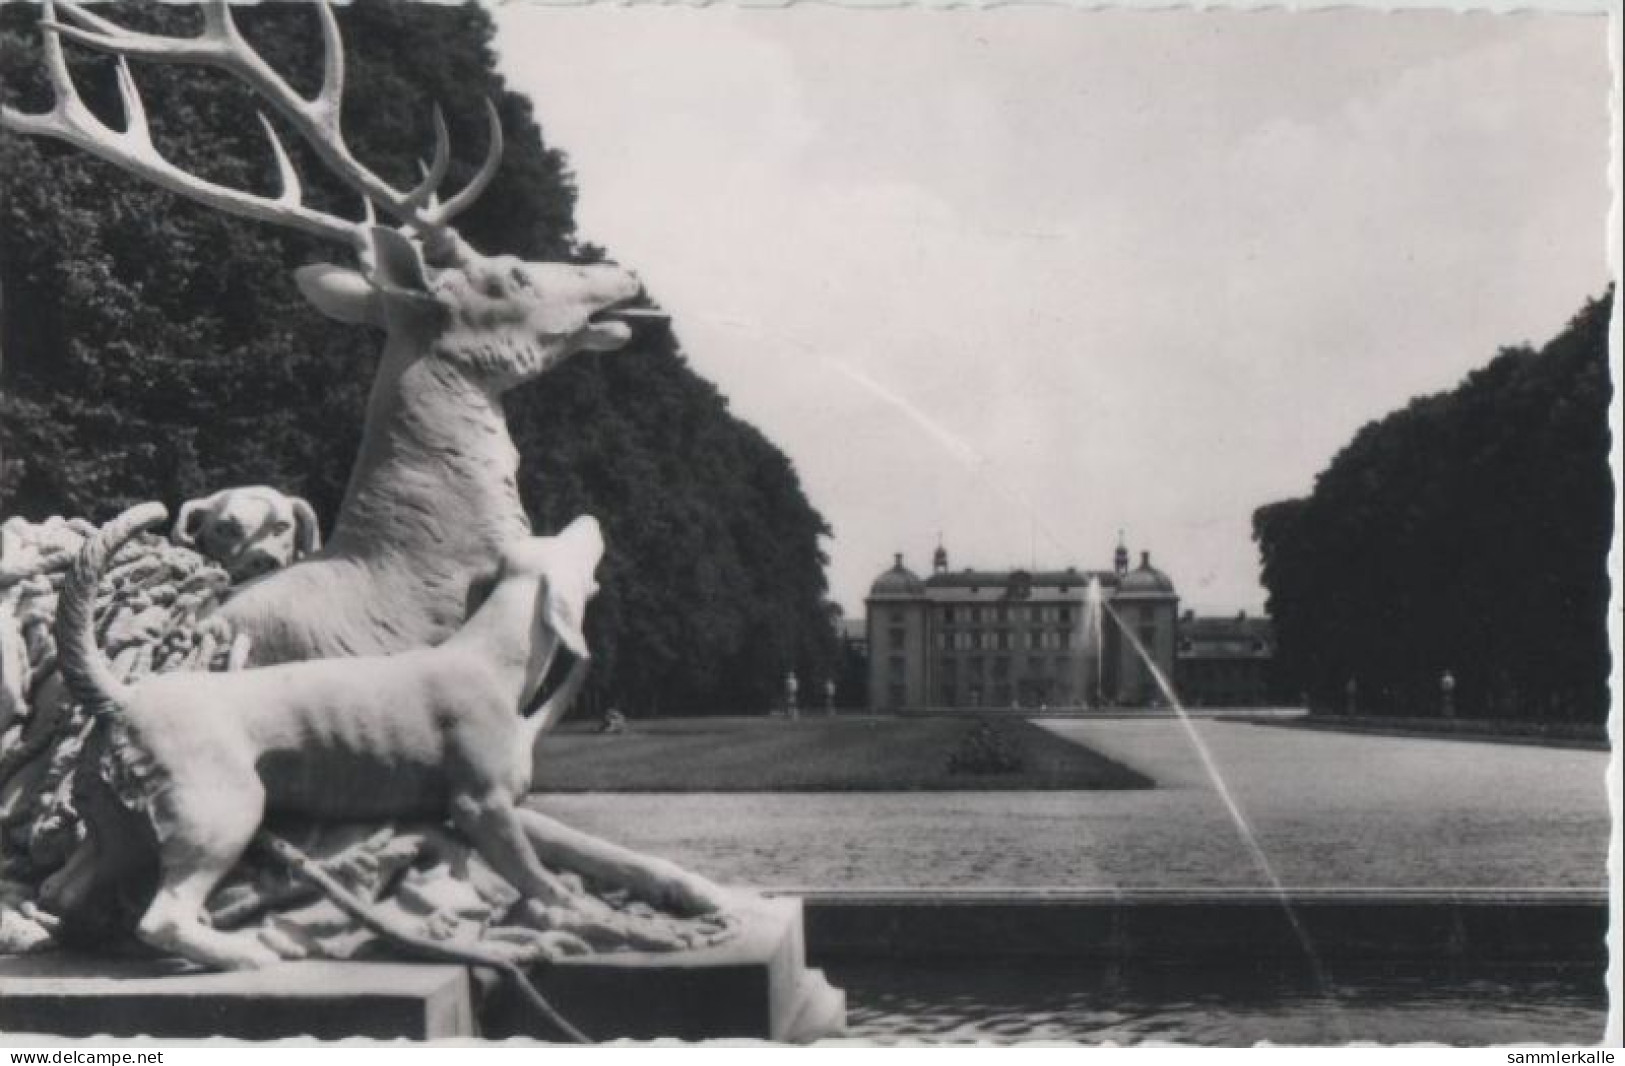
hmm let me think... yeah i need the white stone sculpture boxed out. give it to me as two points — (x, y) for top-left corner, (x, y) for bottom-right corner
(0, 0), (738, 971)
(1, 0), (641, 669)
(171, 486), (320, 583)
(52, 503), (729, 971)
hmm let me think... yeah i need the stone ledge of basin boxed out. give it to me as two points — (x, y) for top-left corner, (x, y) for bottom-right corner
(780, 888), (1609, 964)
(1246, 714), (1609, 750)
(893, 707), (1304, 720)
(772, 887), (1608, 905)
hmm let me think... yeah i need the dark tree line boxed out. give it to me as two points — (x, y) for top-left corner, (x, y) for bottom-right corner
(1253, 290), (1614, 722)
(0, 0), (837, 715)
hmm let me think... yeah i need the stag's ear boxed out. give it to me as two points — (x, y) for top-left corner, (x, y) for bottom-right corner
(295, 264), (383, 326)
(367, 226), (431, 295)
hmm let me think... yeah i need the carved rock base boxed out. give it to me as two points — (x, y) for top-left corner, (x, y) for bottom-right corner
(0, 897), (844, 1043)
(485, 895), (845, 1043)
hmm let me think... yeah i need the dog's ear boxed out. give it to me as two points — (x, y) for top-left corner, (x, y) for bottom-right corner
(542, 571), (594, 659)
(542, 518), (604, 657)
(172, 491), (227, 549)
(290, 497), (322, 556)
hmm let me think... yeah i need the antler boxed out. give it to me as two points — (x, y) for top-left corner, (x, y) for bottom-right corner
(1, 0), (502, 251)
(0, 0), (362, 247)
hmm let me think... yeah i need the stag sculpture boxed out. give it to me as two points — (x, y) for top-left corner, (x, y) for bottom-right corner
(1, 0), (643, 666)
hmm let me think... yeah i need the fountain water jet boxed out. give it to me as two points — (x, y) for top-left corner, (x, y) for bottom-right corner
(1082, 576), (1105, 707)
(1101, 599), (1351, 1040)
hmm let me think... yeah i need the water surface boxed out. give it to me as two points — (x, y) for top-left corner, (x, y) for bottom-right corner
(829, 960), (1607, 1044)
(533, 720), (1610, 889)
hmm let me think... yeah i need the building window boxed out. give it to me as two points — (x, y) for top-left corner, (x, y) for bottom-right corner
(942, 606), (957, 625)
(888, 655), (905, 679)
(890, 627), (906, 651)
(1059, 607), (1072, 625)
(970, 607), (983, 624)
(935, 632), (948, 650)
(1059, 630), (1072, 649)
(889, 682), (906, 707)
(993, 656), (1010, 679)
(889, 609), (905, 625)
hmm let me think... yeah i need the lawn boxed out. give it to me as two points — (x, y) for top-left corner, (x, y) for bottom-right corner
(531, 715), (1153, 792)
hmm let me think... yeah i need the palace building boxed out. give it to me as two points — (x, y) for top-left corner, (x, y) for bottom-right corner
(1175, 611), (1279, 707)
(865, 538), (1180, 711)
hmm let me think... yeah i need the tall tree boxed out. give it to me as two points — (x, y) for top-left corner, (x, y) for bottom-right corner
(0, 0), (837, 714)
(1253, 291), (1614, 722)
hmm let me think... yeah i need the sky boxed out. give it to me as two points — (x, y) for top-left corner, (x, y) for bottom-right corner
(490, 5), (1614, 617)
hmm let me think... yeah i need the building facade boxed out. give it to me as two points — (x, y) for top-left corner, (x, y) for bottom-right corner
(865, 539), (1179, 711)
(1175, 611), (1278, 706)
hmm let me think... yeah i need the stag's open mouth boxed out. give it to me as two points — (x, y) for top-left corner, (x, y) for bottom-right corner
(583, 299), (669, 351)
(590, 303), (670, 327)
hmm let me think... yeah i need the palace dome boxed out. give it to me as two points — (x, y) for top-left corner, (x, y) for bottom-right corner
(870, 553), (925, 597)
(1118, 551), (1175, 594)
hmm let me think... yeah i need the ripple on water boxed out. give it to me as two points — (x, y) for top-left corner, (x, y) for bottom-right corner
(831, 961), (1606, 1045)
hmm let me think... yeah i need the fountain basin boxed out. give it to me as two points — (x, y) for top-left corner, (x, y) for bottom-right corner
(0, 889), (1602, 1043)
(793, 887), (1607, 963)
(802, 887), (1608, 1045)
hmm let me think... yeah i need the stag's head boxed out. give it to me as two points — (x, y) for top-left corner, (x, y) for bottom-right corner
(0, 0), (645, 394)
(296, 230), (642, 394)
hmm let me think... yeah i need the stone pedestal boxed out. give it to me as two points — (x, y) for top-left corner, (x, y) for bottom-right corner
(0, 898), (843, 1043)
(0, 957), (475, 1040)
(486, 896), (845, 1042)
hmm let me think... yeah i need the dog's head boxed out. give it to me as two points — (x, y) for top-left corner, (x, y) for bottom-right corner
(498, 516), (605, 658)
(172, 486), (321, 583)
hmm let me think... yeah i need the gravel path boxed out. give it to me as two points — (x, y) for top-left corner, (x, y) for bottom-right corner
(529, 718), (1611, 890)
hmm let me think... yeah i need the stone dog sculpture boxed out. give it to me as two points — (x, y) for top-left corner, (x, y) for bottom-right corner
(1, 1), (728, 954)
(171, 486), (320, 584)
(55, 503), (610, 970)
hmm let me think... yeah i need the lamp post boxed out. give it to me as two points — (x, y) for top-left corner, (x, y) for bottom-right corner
(1345, 676), (1358, 717)
(823, 678), (836, 717)
(785, 670), (799, 720)
(1440, 670), (1456, 719)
